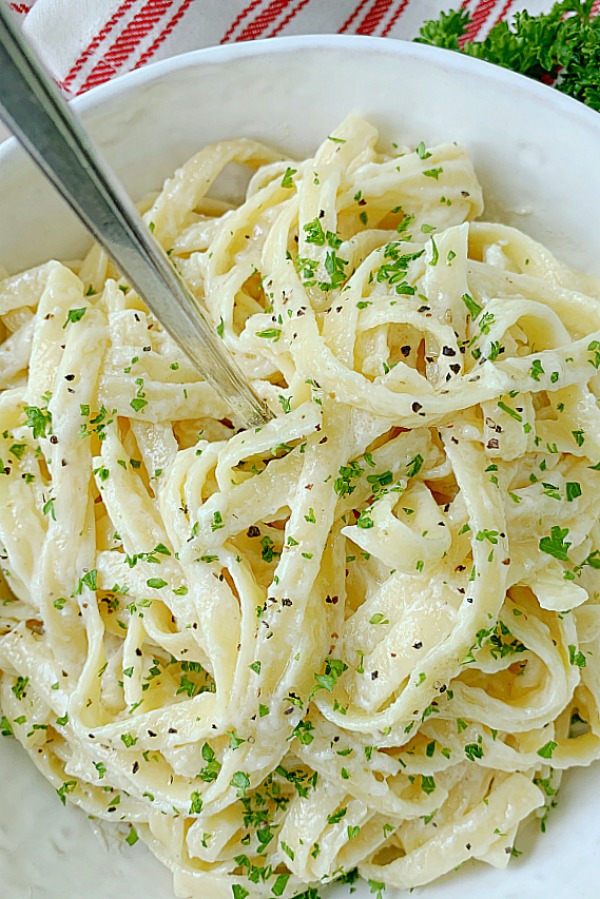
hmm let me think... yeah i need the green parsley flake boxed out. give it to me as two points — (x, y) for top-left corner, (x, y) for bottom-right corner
(537, 740), (558, 759)
(407, 454), (424, 478)
(356, 509), (374, 529)
(232, 887), (249, 899)
(334, 461), (363, 497)
(327, 807), (347, 825)
(230, 771), (250, 796)
(256, 328), (282, 341)
(281, 167), (297, 188)
(62, 308), (87, 329)
(539, 526), (571, 561)
(497, 400), (522, 422)
(272, 874), (290, 897)
(9, 443), (26, 459)
(74, 569), (98, 593)
(24, 405), (52, 439)
(464, 742), (484, 761)
(568, 644), (586, 668)
(189, 791), (203, 814)
(461, 292), (482, 319)
(146, 578), (167, 589)
(0, 716), (13, 737)
(370, 613), (389, 625)
(12, 676), (28, 700)
(42, 497), (56, 520)
(309, 659), (348, 700)
(228, 731), (245, 750)
(290, 719), (314, 745)
(56, 780), (77, 805)
(198, 743), (221, 782)
(421, 775), (436, 794)
(428, 236), (439, 266)
(130, 396), (147, 413)
(476, 528), (499, 545)
(278, 394), (291, 414)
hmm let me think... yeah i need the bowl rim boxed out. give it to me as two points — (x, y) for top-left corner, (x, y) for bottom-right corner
(1, 33), (599, 168)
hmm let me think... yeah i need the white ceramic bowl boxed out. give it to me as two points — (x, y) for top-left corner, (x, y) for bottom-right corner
(1, 35), (599, 899)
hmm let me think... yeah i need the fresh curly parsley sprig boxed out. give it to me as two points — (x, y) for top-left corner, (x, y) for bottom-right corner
(415, 1), (600, 112)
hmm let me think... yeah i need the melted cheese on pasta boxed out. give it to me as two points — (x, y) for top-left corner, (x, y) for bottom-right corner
(1, 116), (599, 898)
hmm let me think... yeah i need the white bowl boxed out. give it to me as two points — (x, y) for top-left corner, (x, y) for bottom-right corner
(1, 35), (599, 899)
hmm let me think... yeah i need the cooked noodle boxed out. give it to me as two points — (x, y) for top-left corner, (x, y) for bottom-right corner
(1, 116), (599, 898)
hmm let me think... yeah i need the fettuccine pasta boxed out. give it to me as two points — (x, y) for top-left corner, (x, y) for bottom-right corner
(1, 116), (599, 898)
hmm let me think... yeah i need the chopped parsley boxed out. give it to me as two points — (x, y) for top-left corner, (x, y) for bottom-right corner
(62, 307), (87, 328)
(497, 400), (522, 422)
(539, 526), (571, 561)
(537, 740), (558, 759)
(231, 771), (250, 797)
(232, 887), (249, 899)
(189, 791), (203, 814)
(1, 716), (13, 737)
(568, 644), (587, 668)
(198, 743), (221, 782)
(421, 775), (436, 794)
(461, 293), (482, 319)
(334, 461), (363, 497)
(303, 218), (341, 249)
(309, 658), (348, 700)
(327, 807), (347, 825)
(56, 780), (77, 805)
(464, 742), (484, 761)
(428, 236), (439, 266)
(290, 718), (314, 745)
(281, 167), (297, 189)
(355, 509), (374, 529)
(407, 454), (424, 478)
(278, 394), (291, 414)
(256, 328), (282, 341)
(12, 676), (28, 700)
(24, 405), (52, 439)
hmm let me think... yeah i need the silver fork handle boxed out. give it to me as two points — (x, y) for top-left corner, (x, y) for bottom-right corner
(0, 5), (272, 428)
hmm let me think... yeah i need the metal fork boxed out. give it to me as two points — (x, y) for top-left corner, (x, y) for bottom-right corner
(0, 5), (272, 428)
